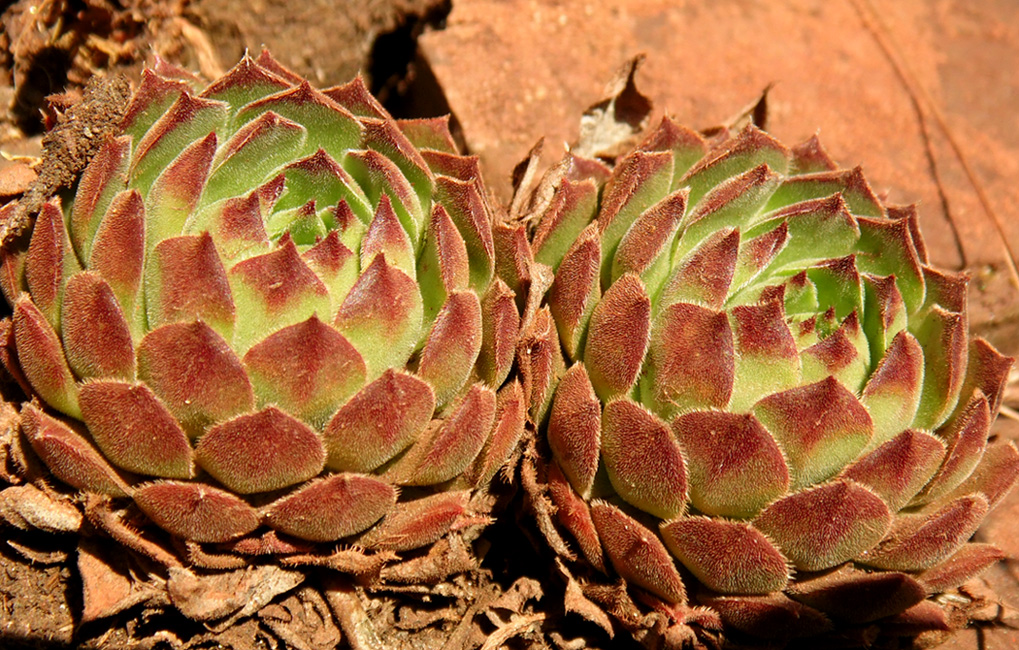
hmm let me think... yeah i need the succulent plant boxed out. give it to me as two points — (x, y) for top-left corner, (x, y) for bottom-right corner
(512, 110), (1019, 643)
(0, 52), (524, 584)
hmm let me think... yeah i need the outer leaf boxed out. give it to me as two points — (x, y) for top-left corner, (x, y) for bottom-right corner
(80, 381), (194, 479)
(137, 320), (254, 437)
(21, 404), (132, 497)
(661, 517), (789, 594)
(672, 411), (788, 518)
(754, 480), (891, 571)
(134, 481), (260, 543)
(601, 398), (687, 519)
(590, 502), (686, 604)
(323, 369), (434, 472)
(264, 473), (396, 542)
(357, 491), (469, 552)
(584, 273), (650, 401)
(196, 407), (326, 494)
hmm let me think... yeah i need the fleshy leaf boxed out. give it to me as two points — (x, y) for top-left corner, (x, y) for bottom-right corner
(467, 380), (527, 487)
(137, 321), (254, 437)
(841, 429), (945, 512)
(547, 223), (601, 360)
(610, 188), (686, 287)
(860, 494), (988, 571)
(680, 164), (779, 256)
(800, 313), (869, 391)
(519, 307), (566, 425)
(134, 481), (260, 543)
(753, 480), (891, 571)
(334, 255), (423, 380)
(434, 175), (495, 290)
(548, 363), (602, 499)
(203, 111), (307, 205)
(728, 300), (800, 412)
(144, 131), (218, 245)
(302, 230), (358, 313)
(596, 150), (674, 282)
(228, 236), (331, 355)
(672, 411), (788, 518)
(323, 369), (434, 472)
(914, 393), (990, 504)
(642, 302), (734, 418)
(917, 543), (1006, 593)
(199, 54), (292, 117)
(657, 227), (738, 311)
(70, 135), (131, 262)
(637, 115), (706, 182)
(754, 377), (873, 488)
(698, 593), (831, 639)
(130, 93), (227, 195)
(243, 316), (366, 430)
(196, 407), (326, 494)
(418, 291), (483, 407)
(398, 116), (458, 153)
(13, 296), (80, 418)
(680, 124), (790, 207)
(855, 216), (925, 314)
(601, 398), (687, 519)
(61, 272), (135, 381)
(22, 404), (132, 497)
(234, 81), (361, 162)
(547, 461), (606, 572)
(147, 233), (235, 341)
(860, 331), (924, 447)
(946, 442), (1019, 509)
(275, 148), (372, 220)
(79, 381), (194, 478)
(347, 149), (425, 246)
(790, 134), (838, 174)
(766, 167), (883, 218)
(911, 306), (967, 430)
(26, 201), (80, 332)
(358, 491), (469, 552)
(532, 179), (600, 270)
(360, 194), (415, 277)
(125, 68), (192, 134)
(393, 383), (496, 486)
(787, 566), (926, 623)
(590, 502), (686, 604)
(959, 338), (1013, 417)
(661, 517), (789, 594)
(418, 204), (470, 324)
(89, 189), (146, 324)
(477, 279), (519, 388)
(362, 117), (434, 212)
(584, 273), (650, 401)
(264, 473), (396, 542)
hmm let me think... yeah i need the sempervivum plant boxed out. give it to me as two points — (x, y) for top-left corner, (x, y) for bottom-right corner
(0, 52), (524, 591)
(513, 111), (1019, 645)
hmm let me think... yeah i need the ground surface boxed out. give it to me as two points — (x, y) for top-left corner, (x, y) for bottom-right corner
(2, 1), (1019, 649)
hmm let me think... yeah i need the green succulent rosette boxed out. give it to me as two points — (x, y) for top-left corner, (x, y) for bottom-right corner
(516, 118), (1019, 639)
(0, 53), (524, 558)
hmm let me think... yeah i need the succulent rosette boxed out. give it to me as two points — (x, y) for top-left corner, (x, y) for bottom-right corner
(0, 53), (524, 568)
(515, 117), (1019, 642)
